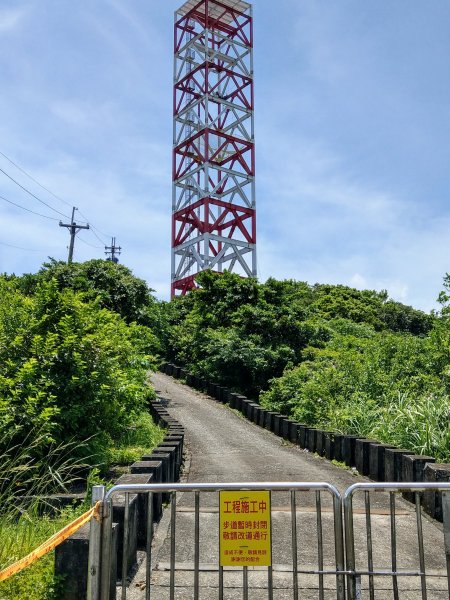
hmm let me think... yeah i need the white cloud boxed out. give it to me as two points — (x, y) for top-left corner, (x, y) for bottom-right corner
(0, 0), (448, 312)
(0, 8), (27, 33)
(50, 100), (118, 129)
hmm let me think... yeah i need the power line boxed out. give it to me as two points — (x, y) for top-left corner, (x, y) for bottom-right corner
(0, 152), (118, 253)
(0, 152), (113, 243)
(0, 240), (41, 252)
(77, 208), (111, 242)
(0, 194), (60, 221)
(90, 227), (109, 246)
(0, 167), (71, 219)
(78, 236), (103, 250)
(0, 150), (73, 208)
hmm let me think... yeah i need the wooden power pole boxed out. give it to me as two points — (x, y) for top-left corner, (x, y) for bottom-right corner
(59, 207), (90, 263)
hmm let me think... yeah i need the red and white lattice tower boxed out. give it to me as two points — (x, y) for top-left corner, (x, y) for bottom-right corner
(172, 0), (256, 296)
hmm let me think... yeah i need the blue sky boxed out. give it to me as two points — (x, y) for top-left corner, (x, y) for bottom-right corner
(0, 1), (449, 311)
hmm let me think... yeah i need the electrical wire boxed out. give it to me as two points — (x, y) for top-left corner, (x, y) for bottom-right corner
(0, 150), (73, 208)
(0, 151), (113, 245)
(77, 208), (111, 242)
(0, 167), (70, 219)
(0, 240), (41, 252)
(0, 194), (60, 221)
(77, 236), (103, 250)
(91, 228), (108, 246)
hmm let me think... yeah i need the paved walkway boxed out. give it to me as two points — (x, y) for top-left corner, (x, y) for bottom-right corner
(127, 373), (448, 599)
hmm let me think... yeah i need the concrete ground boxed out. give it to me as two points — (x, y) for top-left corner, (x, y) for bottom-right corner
(125, 373), (448, 599)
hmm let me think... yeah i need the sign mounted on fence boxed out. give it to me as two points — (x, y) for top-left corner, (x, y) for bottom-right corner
(219, 490), (272, 567)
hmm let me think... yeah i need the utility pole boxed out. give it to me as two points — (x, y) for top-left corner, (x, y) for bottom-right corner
(59, 207), (90, 264)
(105, 237), (121, 264)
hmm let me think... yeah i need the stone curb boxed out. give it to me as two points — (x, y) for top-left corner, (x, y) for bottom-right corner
(56, 385), (185, 599)
(160, 362), (450, 524)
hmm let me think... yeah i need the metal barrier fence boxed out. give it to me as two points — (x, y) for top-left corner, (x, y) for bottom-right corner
(88, 482), (450, 600)
(95, 482), (345, 600)
(344, 482), (450, 600)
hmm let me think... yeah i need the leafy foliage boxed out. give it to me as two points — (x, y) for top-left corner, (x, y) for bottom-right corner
(164, 269), (450, 459)
(0, 260), (166, 598)
(0, 274), (159, 464)
(14, 258), (167, 335)
(165, 270), (433, 398)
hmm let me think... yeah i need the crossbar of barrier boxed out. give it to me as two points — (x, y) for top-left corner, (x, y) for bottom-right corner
(98, 481), (346, 600)
(344, 482), (450, 600)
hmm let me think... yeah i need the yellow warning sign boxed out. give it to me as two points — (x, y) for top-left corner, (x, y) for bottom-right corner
(219, 490), (272, 567)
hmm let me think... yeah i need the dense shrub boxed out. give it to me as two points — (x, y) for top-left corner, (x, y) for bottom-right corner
(0, 277), (158, 463)
(11, 259), (168, 342)
(165, 270), (433, 397)
(164, 270), (450, 459)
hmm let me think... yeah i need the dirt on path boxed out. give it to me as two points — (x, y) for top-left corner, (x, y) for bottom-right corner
(126, 373), (447, 599)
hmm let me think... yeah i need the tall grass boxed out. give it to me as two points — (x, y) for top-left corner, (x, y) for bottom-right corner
(0, 506), (83, 600)
(0, 411), (165, 599)
(328, 392), (450, 461)
(0, 427), (89, 519)
(104, 410), (166, 468)
(0, 427), (90, 600)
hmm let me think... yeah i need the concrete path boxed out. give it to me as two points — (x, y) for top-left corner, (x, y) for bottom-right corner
(127, 373), (448, 599)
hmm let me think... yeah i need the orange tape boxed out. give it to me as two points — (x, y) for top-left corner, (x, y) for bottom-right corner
(0, 501), (102, 583)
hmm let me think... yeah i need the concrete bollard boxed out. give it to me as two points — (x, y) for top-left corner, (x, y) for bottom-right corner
(146, 451), (172, 502)
(324, 431), (337, 460)
(384, 449), (415, 482)
(355, 439), (379, 476)
(264, 411), (274, 431)
(332, 434), (345, 462)
(252, 405), (263, 425)
(154, 445), (178, 480)
(368, 443), (396, 481)
(111, 486), (139, 579)
(272, 414), (284, 436)
(423, 463), (450, 522)
(258, 407), (267, 427)
(55, 523), (118, 600)
(315, 430), (328, 457)
(298, 425), (310, 449)
(307, 428), (318, 454)
(402, 455), (435, 503)
(115, 473), (154, 550)
(281, 419), (291, 440)
(158, 441), (183, 477)
(131, 460), (163, 522)
(229, 393), (238, 409)
(341, 435), (360, 468)
(289, 422), (303, 445)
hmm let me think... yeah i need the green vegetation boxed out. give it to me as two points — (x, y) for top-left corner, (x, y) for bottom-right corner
(0, 506), (82, 600)
(0, 429), (89, 600)
(165, 270), (450, 460)
(2, 258), (450, 597)
(0, 262), (163, 468)
(0, 260), (164, 599)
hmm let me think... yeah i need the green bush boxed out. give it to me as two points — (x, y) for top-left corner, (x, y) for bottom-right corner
(0, 277), (158, 464)
(165, 270), (432, 397)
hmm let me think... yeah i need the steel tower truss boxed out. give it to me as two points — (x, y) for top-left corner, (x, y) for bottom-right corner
(172, 0), (256, 296)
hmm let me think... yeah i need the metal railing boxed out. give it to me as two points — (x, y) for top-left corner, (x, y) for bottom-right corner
(95, 482), (346, 600)
(344, 482), (450, 600)
(88, 481), (450, 600)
